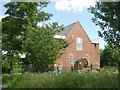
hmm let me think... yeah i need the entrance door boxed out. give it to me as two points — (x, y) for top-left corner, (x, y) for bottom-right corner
(74, 58), (88, 70)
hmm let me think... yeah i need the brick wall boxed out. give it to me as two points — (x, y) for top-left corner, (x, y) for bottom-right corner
(55, 22), (100, 71)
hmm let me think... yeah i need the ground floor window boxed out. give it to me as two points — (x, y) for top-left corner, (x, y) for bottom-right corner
(58, 64), (62, 73)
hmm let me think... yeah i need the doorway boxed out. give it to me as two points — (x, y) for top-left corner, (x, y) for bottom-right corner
(74, 58), (89, 70)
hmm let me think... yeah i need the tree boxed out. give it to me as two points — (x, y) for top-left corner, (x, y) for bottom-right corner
(0, 21), (1, 74)
(0, 21), (1, 48)
(0, 21), (1, 49)
(2, 2), (52, 52)
(22, 23), (68, 72)
(2, 2), (68, 73)
(88, 2), (120, 48)
(100, 45), (120, 67)
(2, 2), (52, 73)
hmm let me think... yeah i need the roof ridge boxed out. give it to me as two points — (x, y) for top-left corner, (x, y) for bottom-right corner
(64, 21), (78, 27)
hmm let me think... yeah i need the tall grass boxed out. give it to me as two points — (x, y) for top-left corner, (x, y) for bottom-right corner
(2, 66), (118, 88)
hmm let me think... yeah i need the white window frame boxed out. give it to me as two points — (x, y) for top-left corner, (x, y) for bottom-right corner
(58, 64), (62, 72)
(69, 53), (74, 65)
(76, 37), (82, 51)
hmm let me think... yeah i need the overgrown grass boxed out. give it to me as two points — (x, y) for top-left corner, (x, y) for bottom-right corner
(2, 66), (118, 88)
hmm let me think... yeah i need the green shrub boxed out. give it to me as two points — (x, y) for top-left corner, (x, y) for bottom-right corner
(2, 66), (118, 88)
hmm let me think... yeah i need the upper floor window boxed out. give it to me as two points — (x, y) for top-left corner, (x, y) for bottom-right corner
(76, 37), (82, 51)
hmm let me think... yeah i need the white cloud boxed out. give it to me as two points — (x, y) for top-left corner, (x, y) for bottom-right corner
(55, 0), (98, 12)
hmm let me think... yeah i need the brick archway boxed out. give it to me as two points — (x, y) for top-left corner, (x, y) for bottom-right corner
(74, 57), (89, 70)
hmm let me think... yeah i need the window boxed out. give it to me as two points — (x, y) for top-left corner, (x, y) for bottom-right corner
(69, 53), (74, 62)
(76, 37), (82, 50)
(58, 64), (62, 73)
(69, 53), (74, 65)
(86, 54), (90, 62)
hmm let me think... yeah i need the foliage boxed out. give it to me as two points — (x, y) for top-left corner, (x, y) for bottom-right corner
(0, 21), (1, 54)
(0, 21), (1, 27)
(2, 54), (22, 73)
(2, 73), (23, 87)
(2, 2), (52, 73)
(88, 2), (120, 48)
(100, 45), (120, 67)
(2, 2), (68, 73)
(2, 2), (51, 52)
(2, 67), (118, 88)
(22, 23), (68, 72)
(0, 21), (1, 67)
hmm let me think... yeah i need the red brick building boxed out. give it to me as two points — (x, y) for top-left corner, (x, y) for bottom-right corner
(54, 21), (100, 72)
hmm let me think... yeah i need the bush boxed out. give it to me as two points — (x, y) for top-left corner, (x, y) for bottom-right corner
(2, 67), (118, 88)
(2, 73), (23, 88)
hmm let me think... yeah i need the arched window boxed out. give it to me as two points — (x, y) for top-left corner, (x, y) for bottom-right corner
(76, 37), (82, 51)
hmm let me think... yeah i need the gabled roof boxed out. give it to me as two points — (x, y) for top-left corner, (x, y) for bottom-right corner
(56, 22), (77, 36)
(55, 21), (99, 44)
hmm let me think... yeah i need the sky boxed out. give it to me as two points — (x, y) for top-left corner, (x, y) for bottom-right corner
(0, 0), (107, 49)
